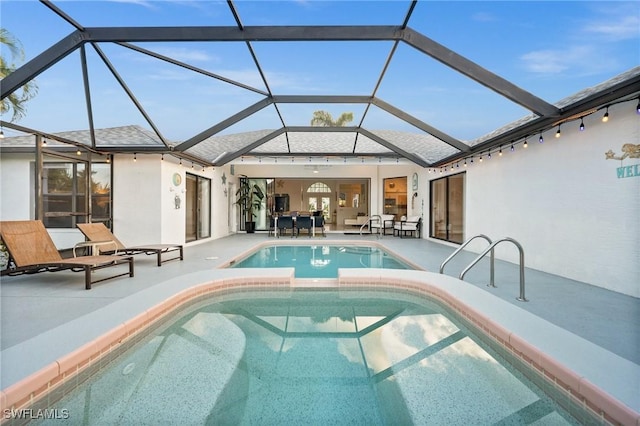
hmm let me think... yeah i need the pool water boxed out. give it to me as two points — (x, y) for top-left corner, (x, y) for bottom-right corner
(38, 290), (582, 425)
(229, 245), (413, 278)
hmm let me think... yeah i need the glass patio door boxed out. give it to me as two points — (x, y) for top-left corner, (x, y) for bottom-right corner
(185, 173), (211, 242)
(430, 172), (465, 244)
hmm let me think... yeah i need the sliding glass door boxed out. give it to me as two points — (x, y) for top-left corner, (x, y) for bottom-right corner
(430, 172), (465, 244)
(185, 173), (211, 242)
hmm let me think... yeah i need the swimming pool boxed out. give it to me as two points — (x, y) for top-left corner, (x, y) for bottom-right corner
(229, 245), (414, 278)
(34, 288), (587, 425)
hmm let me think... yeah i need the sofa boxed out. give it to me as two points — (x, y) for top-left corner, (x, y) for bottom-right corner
(344, 216), (369, 227)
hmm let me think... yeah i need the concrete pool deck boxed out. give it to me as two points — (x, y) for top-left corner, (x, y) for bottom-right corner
(1, 233), (638, 422)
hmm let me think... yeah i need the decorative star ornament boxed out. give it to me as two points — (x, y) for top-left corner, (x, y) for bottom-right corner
(221, 173), (227, 185)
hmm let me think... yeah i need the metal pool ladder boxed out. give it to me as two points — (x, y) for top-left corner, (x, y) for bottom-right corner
(360, 215), (381, 237)
(440, 235), (528, 302)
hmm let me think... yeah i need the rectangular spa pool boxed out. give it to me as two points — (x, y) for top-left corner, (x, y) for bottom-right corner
(228, 245), (414, 278)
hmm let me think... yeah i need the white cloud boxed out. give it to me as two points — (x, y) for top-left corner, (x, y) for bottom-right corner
(583, 15), (640, 41)
(520, 45), (617, 76)
(580, 3), (640, 42)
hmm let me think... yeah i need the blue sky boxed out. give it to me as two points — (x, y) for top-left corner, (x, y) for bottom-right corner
(1, 0), (639, 143)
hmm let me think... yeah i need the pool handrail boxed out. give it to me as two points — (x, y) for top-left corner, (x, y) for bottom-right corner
(439, 234), (495, 288)
(360, 215), (380, 236)
(459, 237), (528, 302)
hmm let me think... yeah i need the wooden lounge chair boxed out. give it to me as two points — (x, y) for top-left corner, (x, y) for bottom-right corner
(77, 223), (183, 267)
(0, 220), (134, 290)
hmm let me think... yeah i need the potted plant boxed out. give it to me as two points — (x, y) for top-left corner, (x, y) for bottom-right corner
(235, 176), (265, 233)
(0, 240), (9, 271)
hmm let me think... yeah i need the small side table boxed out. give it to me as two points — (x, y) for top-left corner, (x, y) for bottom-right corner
(74, 240), (117, 257)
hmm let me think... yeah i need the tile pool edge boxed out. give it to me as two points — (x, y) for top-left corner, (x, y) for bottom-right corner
(2, 269), (638, 426)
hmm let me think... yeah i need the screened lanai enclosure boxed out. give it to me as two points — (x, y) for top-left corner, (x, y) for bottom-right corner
(2, 0), (639, 168)
(1, 0), (639, 241)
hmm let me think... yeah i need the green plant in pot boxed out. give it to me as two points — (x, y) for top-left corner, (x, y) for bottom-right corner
(235, 176), (265, 233)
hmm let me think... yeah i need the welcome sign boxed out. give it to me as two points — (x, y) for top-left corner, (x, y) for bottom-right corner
(606, 144), (640, 179)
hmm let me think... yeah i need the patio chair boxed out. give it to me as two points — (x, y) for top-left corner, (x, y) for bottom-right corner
(277, 215), (294, 238)
(370, 214), (395, 236)
(77, 223), (183, 267)
(393, 216), (422, 238)
(313, 215), (326, 237)
(295, 215), (312, 237)
(0, 220), (134, 290)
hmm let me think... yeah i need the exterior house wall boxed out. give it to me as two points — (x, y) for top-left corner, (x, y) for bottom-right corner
(0, 154), (33, 221)
(425, 102), (639, 297)
(112, 155), (164, 246)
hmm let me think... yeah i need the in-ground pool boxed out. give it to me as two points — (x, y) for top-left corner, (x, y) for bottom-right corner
(36, 289), (587, 425)
(229, 245), (414, 278)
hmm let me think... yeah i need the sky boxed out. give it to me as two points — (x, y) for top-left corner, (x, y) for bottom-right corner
(1, 0), (639, 144)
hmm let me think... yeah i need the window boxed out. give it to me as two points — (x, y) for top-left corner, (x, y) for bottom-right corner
(383, 177), (407, 220)
(40, 161), (111, 228)
(307, 182), (331, 193)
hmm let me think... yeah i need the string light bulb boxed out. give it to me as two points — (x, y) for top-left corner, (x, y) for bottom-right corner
(579, 118), (585, 131)
(602, 107), (609, 122)
(0, 127), (4, 139)
(555, 125), (561, 138)
(539, 132), (544, 144)
(636, 97), (640, 115)
(179, 158), (183, 166)
(510, 144), (514, 152)
(523, 138), (528, 148)
(499, 146), (503, 156)
(133, 152), (137, 162)
(42, 138), (47, 147)
(77, 148), (82, 156)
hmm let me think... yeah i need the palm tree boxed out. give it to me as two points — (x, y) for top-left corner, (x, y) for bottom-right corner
(1, 28), (38, 122)
(310, 110), (354, 127)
